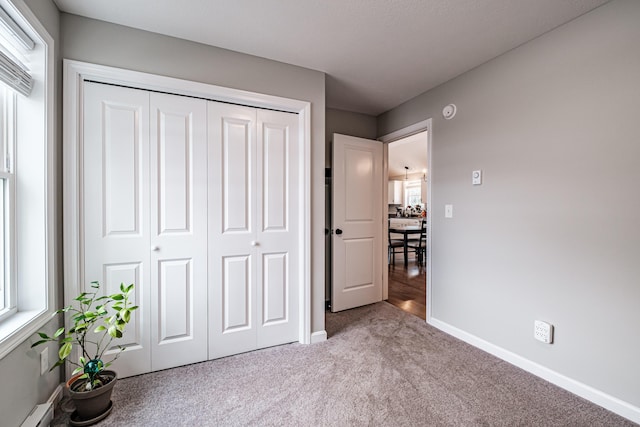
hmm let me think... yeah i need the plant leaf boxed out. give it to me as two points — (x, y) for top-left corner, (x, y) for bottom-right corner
(53, 327), (65, 337)
(108, 325), (122, 338)
(31, 339), (48, 348)
(111, 294), (124, 301)
(94, 325), (106, 333)
(50, 359), (64, 371)
(59, 342), (72, 360)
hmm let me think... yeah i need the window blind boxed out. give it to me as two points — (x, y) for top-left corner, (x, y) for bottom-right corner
(0, 49), (32, 96)
(0, 6), (34, 97)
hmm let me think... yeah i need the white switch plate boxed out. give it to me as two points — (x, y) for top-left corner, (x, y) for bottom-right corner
(534, 320), (553, 344)
(445, 204), (453, 218)
(472, 170), (482, 185)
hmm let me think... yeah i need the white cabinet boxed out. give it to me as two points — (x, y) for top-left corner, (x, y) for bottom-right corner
(388, 180), (403, 204)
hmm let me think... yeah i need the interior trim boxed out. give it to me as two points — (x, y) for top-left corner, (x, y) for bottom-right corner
(429, 317), (640, 424)
(62, 60), (313, 377)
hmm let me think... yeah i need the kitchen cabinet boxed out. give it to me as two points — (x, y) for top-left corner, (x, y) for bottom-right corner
(388, 180), (403, 205)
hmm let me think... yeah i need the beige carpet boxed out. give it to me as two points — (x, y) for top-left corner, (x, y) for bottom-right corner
(58, 302), (634, 426)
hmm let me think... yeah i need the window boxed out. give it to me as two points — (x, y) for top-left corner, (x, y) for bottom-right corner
(0, 83), (16, 320)
(404, 180), (422, 207)
(0, 0), (55, 359)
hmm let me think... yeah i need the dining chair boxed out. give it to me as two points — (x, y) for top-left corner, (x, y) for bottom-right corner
(408, 219), (427, 266)
(388, 220), (404, 265)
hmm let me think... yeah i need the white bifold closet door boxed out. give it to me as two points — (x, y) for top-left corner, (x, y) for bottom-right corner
(208, 102), (300, 359)
(83, 82), (208, 376)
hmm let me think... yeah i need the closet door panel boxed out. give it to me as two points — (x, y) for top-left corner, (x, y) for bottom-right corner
(223, 118), (253, 233)
(150, 93), (208, 371)
(262, 252), (288, 324)
(208, 102), (258, 359)
(256, 110), (299, 347)
(83, 82), (151, 378)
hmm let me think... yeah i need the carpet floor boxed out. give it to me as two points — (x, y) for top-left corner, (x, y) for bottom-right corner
(59, 302), (633, 426)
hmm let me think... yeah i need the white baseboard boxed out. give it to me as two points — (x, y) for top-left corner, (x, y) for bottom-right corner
(47, 383), (64, 405)
(428, 317), (640, 425)
(310, 330), (327, 344)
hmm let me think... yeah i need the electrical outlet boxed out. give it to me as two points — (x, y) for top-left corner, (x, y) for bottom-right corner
(40, 348), (48, 375)
(534, 320), (553, 344)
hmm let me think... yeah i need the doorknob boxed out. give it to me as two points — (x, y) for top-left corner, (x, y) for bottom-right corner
(250, 241), (259, 246)
(335, 229), (343, 235)
(151, 246), (160, 251)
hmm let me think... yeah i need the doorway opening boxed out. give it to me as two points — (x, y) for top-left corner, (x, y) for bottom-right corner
(383, 125), (430, 320)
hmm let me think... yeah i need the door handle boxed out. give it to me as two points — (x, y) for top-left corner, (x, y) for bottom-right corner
(335, 229), (343, 235)
(151, 246), (160, 252)
(250, 241), (259, 246)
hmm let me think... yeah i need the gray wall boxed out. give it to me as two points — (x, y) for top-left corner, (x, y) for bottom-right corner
(60, 13), (327, 335)
(378, 0), (640, 409)
(0, 3), (62, 426)
(326, 107), (377, 167)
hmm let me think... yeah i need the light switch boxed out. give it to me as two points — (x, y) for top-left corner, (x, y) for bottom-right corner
(445, 204), (453, 218)
(472, 170), (482, 185)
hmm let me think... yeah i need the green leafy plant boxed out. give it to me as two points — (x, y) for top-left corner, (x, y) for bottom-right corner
(32, 281), (138, 390)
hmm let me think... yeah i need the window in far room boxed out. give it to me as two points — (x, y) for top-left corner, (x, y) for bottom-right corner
(404, 180), (422, 206)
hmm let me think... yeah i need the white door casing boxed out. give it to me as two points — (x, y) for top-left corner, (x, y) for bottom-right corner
(208, 104), (300, 358)
(331, 134), (383, 312)
(64, 61), (312, 379)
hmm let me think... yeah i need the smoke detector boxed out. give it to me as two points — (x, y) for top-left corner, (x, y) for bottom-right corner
(442, 104), (457, 120)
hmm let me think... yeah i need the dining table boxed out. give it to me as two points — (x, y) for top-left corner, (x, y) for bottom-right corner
(388, 225), (422, 267)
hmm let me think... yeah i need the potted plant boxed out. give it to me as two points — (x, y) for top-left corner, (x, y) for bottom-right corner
(32, 281), (138, 424)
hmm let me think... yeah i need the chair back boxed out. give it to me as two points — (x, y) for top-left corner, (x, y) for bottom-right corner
(419, 219), (427, 248)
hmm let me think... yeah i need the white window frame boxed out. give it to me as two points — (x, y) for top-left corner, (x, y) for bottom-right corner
(0, 84), (16, 320)
(0, 0), (56, 360)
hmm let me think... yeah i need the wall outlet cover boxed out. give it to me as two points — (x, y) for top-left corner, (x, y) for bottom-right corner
(534, 320), (554, 344)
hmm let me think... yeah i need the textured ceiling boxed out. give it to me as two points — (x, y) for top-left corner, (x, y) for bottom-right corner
(53, 0), (610, 115)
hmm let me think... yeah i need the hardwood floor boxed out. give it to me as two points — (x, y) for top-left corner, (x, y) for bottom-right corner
(387, 253), (426, 320)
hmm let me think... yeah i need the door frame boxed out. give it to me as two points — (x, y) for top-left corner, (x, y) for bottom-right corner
(379, 118), (433, 321)
(63, 60), (312, 377)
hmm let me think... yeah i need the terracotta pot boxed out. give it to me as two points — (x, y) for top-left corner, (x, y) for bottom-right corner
(68, 370), (117, 421)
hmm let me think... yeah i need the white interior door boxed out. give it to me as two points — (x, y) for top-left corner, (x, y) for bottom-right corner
(255, 109), (299, 348)
(149, 93), (208, 370)
(83, 82), (151, 377)
(208, 102), (258, 358)
(208, 103), (300, 358)
(331, 134), (383, 312)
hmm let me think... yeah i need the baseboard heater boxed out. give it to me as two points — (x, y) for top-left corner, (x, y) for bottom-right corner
(21, 383), (63, 427)
(20, 403), (53, 427)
